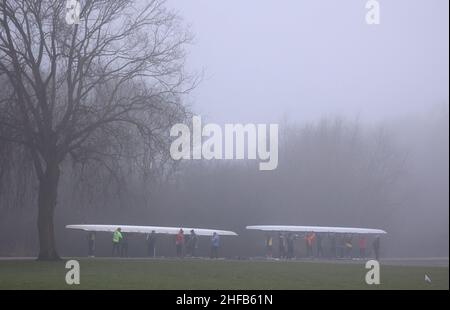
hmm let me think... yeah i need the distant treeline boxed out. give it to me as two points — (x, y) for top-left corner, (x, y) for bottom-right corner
(1, 106), (448, 258)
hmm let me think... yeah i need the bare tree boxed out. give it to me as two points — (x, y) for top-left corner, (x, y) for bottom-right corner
(0, 0), (193, 260)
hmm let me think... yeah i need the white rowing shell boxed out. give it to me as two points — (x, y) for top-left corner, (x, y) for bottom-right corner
(66, 224), (238, 236)
(246, 225), (386, 234)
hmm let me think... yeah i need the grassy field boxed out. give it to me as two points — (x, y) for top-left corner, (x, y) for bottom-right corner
(0, 258), (448, 290)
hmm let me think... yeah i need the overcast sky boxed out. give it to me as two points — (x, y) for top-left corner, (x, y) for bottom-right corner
(166, 0), (449, 124)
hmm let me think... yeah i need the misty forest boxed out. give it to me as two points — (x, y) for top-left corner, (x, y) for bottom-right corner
(0, 0), (448, 260)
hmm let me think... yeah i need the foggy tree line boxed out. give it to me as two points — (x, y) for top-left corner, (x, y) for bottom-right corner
(1, 107), (448, 258)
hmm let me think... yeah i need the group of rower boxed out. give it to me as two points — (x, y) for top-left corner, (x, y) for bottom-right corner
(87, 227), (221, 259)
(87, 228), (381, 260)
(174, 229), (220, 259)
(265, 232), (381, 260)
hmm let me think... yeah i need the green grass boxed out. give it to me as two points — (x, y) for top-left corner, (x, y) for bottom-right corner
(0, 259), (448, 290)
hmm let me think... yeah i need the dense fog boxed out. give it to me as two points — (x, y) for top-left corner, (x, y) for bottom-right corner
(0, 0), (448, 260)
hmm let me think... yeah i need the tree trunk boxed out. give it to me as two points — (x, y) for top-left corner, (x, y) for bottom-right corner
(37, 161), (61, 261)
